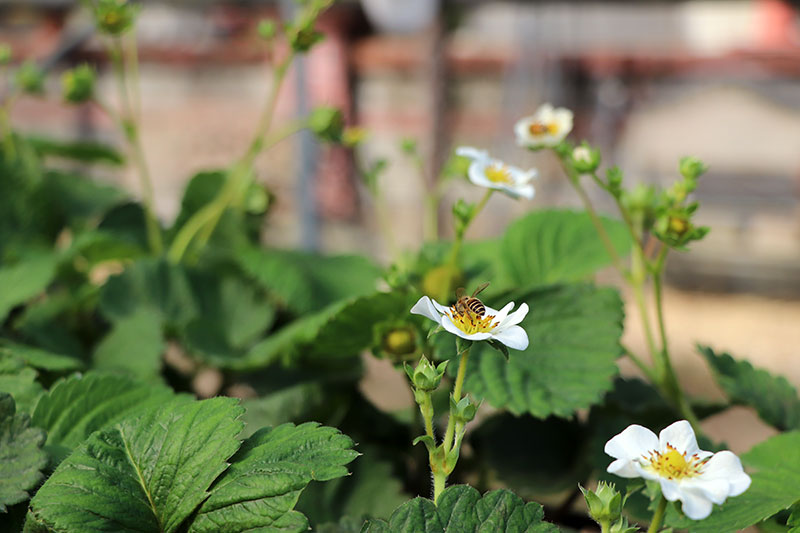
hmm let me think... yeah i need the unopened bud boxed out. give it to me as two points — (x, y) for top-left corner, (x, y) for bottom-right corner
(15, 61), (44, 95)
(308, 106), (344, 143)
(572, 143), (601, 174)
(257, 20), (277, 41)
(62, 64), (95, 104)
(93, 0), (138, 35)
(449, 394), (480, 425)
(404, 355), (447, 392)
(679, 156), (708, 181)
(580, 482), (624, 525)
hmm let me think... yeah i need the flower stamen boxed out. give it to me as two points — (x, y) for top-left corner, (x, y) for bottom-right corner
(528, 121), (558, 136)
(643, 443), (703, 480)
(448, 307), (498, 335)
(484, 164), (513, 184)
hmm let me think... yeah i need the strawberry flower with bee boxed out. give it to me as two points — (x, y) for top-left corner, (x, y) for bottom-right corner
(407, 282), (529, 503)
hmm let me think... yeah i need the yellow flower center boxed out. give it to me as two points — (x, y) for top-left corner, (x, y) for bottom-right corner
(528, 121), (559, 136)
(449, 308), (498, 335)
(645, 444), (703, 480)
(485, 164), (513, 184)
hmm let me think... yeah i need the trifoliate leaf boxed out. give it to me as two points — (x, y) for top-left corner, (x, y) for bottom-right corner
(0, 251), (58, 322)
(27, 135), (124, 166)
(500, 209), (631, 287)
(0, 393), (47, 511)
(666, 431), (800, 533)
(465, 283), (623, 417)
(190, 422), (358, 533)
(93, 307), (164, 379)
(31, 372), (178, 464)
(362, 485), (559, 532)
(699, 345), (800, 431)
(26, 397), (244, 533)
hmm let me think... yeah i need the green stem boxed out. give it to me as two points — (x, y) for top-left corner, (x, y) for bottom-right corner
(110, 37), (162, 254)
(621, 343), (658, 383)
(647, 495), (667, 533)
(652, 248), (702, 432)
(599, 519), (611, 533)
(433, 470), (446, 504)
(167, 51), (295, 263)
(443, 348), (469, 456)
(631, 245), (660, 366)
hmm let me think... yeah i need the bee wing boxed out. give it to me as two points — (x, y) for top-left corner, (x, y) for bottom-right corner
(456, 287), (467, 299)
(472, 282), (490, 297)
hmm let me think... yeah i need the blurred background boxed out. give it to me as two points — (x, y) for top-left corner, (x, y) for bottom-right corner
(3, 0), (800, 451)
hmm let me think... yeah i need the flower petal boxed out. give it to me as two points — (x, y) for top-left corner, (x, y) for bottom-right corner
(700, 451), (751, 496)
(440, 316), (492, 341)
(410, 296), (441, 323)
(490, 325), (528, 351)
(607, 458), (639, 478)
(659, 420), (701, 456)
(659, 478), (682, 502)
(429, 297), (452, 317)
(681, 477), (731, 505)
(498, 303), (529, 328)
(605, 424), (659, 462)
(455, 146), (488, 161)
(490, 302), (515, 324)
(678, 487), (714, 520)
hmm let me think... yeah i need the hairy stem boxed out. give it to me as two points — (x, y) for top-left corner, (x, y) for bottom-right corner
(443, 348), (469, 455)
(647, 495), (668, 533)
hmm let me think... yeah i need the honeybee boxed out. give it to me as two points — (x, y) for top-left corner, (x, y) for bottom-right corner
(454, 282), (489, 318)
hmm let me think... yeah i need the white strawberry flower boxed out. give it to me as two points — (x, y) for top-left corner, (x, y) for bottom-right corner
(410, 295), (529, 350)
(605, 420), (751, 520)
(455, 146), (537, 200)
(514, 103), (573, 149)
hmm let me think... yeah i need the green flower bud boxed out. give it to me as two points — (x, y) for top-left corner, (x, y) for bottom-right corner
(449, 394), (480, 425)
(15, 61), (45, 95)
(308, 106), (344, 143)
(571, 142), (601, 174)
(609, 518), (639, 533)
(244, 182), (271, 215)
(404, 355), (447, 392)
(341, 126), (367, 148)
(452, 199), (475, 237)
(679, 156), (708, 181)
(93, 0), (138, 35)
(400, 137), (418, 155)
(606, 166), (624, 197)
(0, 44), (11, 65)
(257, 20), (277, 41)
(61, 64), (95, 104)
(580, 482), (624, 525)
(372, 320), (421, 362)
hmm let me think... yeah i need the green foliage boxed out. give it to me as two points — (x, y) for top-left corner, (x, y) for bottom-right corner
(238, 246), (380, 314)
(190, 421), (358, 532)
(666, 431), (800, 533)
(0, 393), (47, 512)
(27, 136), (125, 166)
(0, 358), (45, 415)
(93, 307), (164, 378)
(26, 399), (356, 533)
(15, 61), (44, 95)
(30, 373), (178, 464)
(0, 251), (58, 323)
(362, 485), (559, 532)
(61, 64), (95, 104)
(500, 209), (631, 287)
(0, 343), (82, 373)
(463, 283), (624, 417)
(700, 345), (800, 431)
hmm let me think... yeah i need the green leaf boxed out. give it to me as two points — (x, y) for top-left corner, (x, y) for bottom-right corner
(97, 202), (150, 250)
(0, 251), (58, 322)
(464, 284), (623, 417)
(238, 246), (380, 314)
(26, 397), (244, 533)
(699, 345), (800, 431)
(667, 431), (800, 533)
(0, 393), (47, 511)
(0, 342), (83, 372)
(0, 359), (45, 415)
(99, 258), (197, 327)
(362, 485), (559, 532)
(190, 422), (358, 533)
(93, 307), (164, 379)
(42, 170), (127, 222)
(27, 135), (125, 166)
(500, 209), (631, 287)
(31, 372), (178, 464)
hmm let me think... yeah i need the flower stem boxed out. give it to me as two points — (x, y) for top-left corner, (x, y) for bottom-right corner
(167, 51), (295, 264)
(433, 470), (446, 504)
(647, 495), (668, 533)
(108, 36), (162, 255)
(599, 519), (611, 533)
(443, 348), (469, 456)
